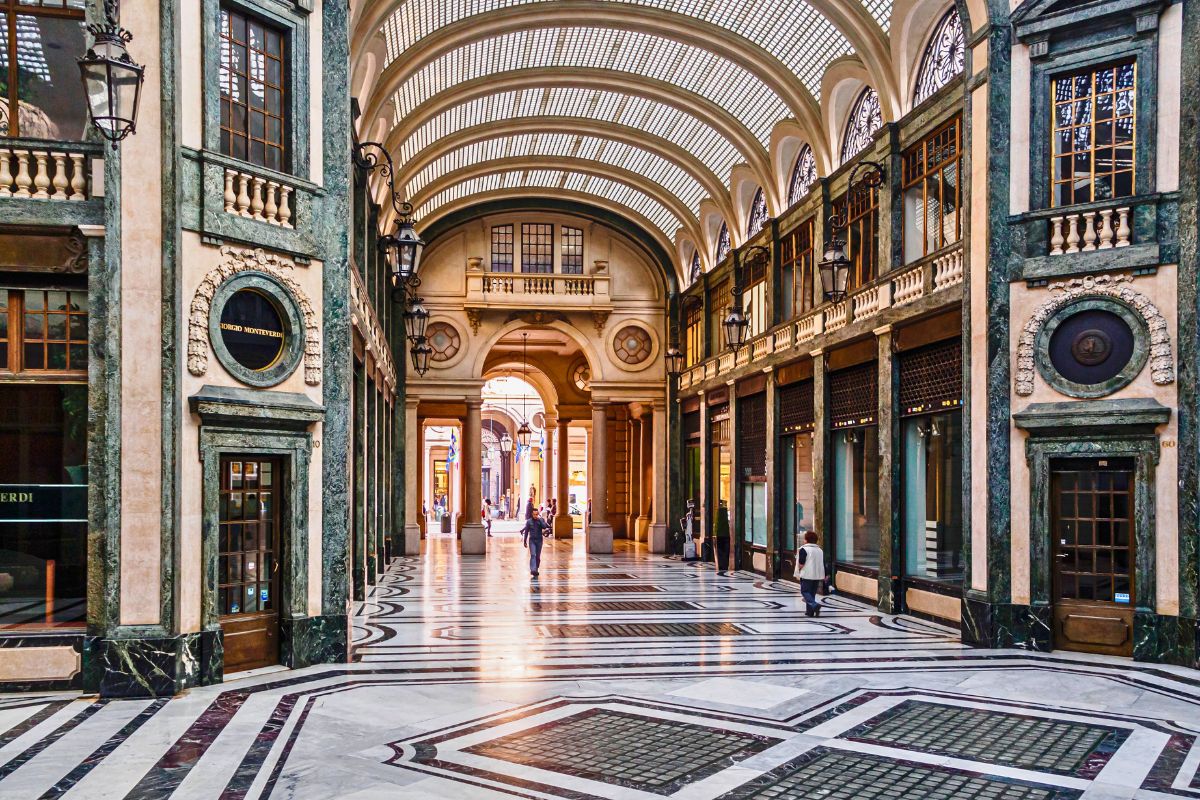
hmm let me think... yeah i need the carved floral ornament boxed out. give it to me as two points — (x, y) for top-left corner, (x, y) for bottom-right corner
(188, 246), (322, 386)
(1015, 274), (1174, 396)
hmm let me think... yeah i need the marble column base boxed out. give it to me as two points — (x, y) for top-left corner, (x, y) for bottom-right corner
(587, 522), (614, 553)
(404, 523), (422, 556)
(461, 522), (487, 555)
(626, 514), (641, 541)
(82, 629), (221, 698)
(649, 523), (668, 553)
(636, 516), (650, 542)
(281, 613), (348, 669)
(553, 514), (574, 538)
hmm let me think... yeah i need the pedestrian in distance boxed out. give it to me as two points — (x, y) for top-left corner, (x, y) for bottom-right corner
(483, 498), (493, 537)
(795, 530), (826, 617)
(522, 507), (551, 577)
(714, 501), (731, 576)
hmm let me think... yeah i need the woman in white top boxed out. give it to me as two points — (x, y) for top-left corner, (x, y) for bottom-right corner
(794, 530), (826, 617)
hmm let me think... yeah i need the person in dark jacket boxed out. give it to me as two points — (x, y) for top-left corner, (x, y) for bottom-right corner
(714, 501), (731, 576)
(524, 494), (535, 520)
(522, 507), (551, 577)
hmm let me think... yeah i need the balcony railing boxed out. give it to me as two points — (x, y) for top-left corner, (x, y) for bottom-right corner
(224, 167), (295, 227)
(679, 242), (964, 389)
(465, 259), (612, 309)
(0, 141), (98, 201)
(1048, 203), (1130, 255)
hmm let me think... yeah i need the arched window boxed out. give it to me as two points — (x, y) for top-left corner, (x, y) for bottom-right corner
(841, 87), (883, 163)
(914, 8), (965, 104)
(747, 188), (768, 237)
(689, 250), (702, 284)
(788, 145), (817, 206)
(715, 222), (731, 263)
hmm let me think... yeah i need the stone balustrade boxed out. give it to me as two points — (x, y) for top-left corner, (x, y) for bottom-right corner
(825, 299), (850, 331)
(224, 167), (295, 227)
(751, 335), (771, 361)
(892, 266), (924, 306)
(773, 324), (793, 351)
(932, 245), (964, 290)
(1048, 204), (1131, 255)
(0, 145), (92, 201)
(466, 265), (611, 310)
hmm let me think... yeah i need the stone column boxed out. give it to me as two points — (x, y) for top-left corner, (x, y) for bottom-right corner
(875, 325), (898, 613)
(811, 348), (829, 566)
(541, 418), (554, 512)
(461, 398), (486, 554)
(639, 406), (653, 541)
(725, 380), (738, 573)
(628, 412), (643, 541)
(698, 391), (709, 548)
(588, 400), (614, 553)
(763, 367), (778, 579)
(555, 418), (573, 537)
(404, 398), (421, 555)
(649, 399), (669, 552)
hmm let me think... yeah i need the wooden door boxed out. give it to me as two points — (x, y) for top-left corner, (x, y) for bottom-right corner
(1051, 458), (1134, 657)
(219, 456), (283, 673)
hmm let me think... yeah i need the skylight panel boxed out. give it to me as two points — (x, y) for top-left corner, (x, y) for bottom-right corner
(390, 27), (788, 144)
(397, 88), (741, 181)
(380, 0), (864, 98)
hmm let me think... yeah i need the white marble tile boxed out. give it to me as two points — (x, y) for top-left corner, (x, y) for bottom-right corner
(667, 677), (809, 709)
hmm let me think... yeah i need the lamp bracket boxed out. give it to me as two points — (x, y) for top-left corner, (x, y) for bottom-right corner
(352, 141), (414, 221)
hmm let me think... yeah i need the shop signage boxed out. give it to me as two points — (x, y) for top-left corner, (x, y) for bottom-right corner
(219, 289), (287, 371)
(0, 484), (87, 523)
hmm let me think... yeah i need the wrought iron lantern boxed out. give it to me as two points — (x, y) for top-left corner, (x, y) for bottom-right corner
(516, 421), (533, 449)
(78, 0), (145, 148)
(723, 307), (749, 353)
(665, 345), (685, 376)
(380, 210), (425, 292)
(817, 231), (851, 303)
(499, 433), (514, 455)
(410, 340), (432, 376)
(404, 298), (430, 344)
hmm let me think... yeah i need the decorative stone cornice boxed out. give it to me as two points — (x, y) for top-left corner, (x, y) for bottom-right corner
(1015, 274), (1174, 397)
(188, 246), (322, 386)
(349, 265), (398, 391)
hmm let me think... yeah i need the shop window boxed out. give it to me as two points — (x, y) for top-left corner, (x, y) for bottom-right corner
(561, 226), (583, 274)
(1051, 61), (1135, 207)
(491, 224), (514, 272)
(0, 0), (89, 139)
(903, 116), (962, 262)
(707, 278), (731, 356)
(738, 393), (767, 548)
(520, 223), (553, 273)
(780, 380), (815, 560)
(780, 218), (815, 319)
(708, 404), (731, 535)
(900, 339), (963, 582)
(788, 145), (817, 207)
(219, 6), (287, 172)
(746, 188), (767, 237)
(832, 185), (879, 291)
(683, 298), (703, 368)
(913, 8), (965, 105)
(841, 87), (883, 164)
(830, 364), (879, 568)
(0, 290), (88, 374)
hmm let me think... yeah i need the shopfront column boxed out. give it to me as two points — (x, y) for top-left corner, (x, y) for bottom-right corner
(875, 325), (898, 613)
(628, 411), (643, 541)
(725, 380), (738, 572)
(404, 398), (421, 554)
(650, 399), (669, 553)
(461, 399), (486, 554)
(811, 349), (829, 564)
(589, 400), (614, 553)
(543, 415), (557, 513)
(639, 406), (653, 542)
(698, 390), (709, 549)
(763, 368), (778, 579)
(555, 417), (573, 537)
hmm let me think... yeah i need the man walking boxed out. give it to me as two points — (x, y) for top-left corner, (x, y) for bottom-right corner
(522, 507), (551, 577)
(794, 530), (826, 617)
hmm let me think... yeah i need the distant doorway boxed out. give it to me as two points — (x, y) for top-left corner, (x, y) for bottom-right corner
(218, 456), (283, 673)
(1051, 457), (1135, 657)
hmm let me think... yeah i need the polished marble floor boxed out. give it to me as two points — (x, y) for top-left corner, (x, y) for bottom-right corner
(2, 525), (1200, 799)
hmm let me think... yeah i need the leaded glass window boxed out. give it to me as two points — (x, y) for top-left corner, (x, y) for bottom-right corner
(788, 145), (817, 206)
(490, 225), (514, 272)
(780, 218), (815, 319)
(902, 115), (962, 261)
(219, 6), (287, 171)
(689, 250), (702, 285)
(715, 222), (731, 263)
(520, 223), (553, 273)
(1051, 61), (1136, 207)
(914, 8), (964, 105)
(841, 87), (883, 164)
(561, 226), (583, 274)
(747, 187), (768, 237)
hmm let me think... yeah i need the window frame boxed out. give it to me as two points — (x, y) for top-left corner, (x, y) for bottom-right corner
(913, 7), (965, 106)
(1049, 60), (1136, 209)
(520, 222), (554, 273)
(490, 224), (514, 272)
(560, 225), (584, 274)
(0, 0), (88, 140)
(832, 185), (880, 292)
(218, 4), (289, 172)
(840, 87), (883, 165)
(204, 0), (310, 178)
(901, 114), (963, 262)
(683, 297), (703, 367)
(779, 217), (815, 319)
(0, 287), (89, 379)
(1027, 37), (1158, 212)
(787, 145), (817, 207)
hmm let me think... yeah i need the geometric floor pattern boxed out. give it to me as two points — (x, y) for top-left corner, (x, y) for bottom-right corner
(0, 521), (1199, 798)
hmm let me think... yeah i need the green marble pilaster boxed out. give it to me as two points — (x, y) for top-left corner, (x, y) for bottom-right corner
(812, 350), (830, 566)
(726, 381), (739, 572)
(875, 327), (898, 613)
(763, 369), (778, 579)
(352, 362), (367, 602)
(698, 392), (711, 549)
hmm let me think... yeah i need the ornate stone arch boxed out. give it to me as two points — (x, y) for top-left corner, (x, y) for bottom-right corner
(1015, 274), (1174, 396)
(188, 246), (322, 386)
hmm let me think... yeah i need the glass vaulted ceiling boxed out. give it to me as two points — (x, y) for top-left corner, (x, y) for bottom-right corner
(392, 28), (789, 145)
(382, 0), (879, 96)
(406, 134), (707, 214)
(414, 170), (684, 238)
(398, 89), (743, 183)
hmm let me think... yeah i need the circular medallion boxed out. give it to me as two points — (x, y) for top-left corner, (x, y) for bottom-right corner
(1070, 328), (1112, 366)
(1037, 300), (1147, 399)
(613, 325), (652, 365)
(425, 322), (461, 363)
(219, 289), (286, 371)
(571, 361), (591, 392)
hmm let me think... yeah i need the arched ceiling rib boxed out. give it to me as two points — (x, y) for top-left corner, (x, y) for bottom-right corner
(396, 88), (742, 184)
(396, 118), (739, 222)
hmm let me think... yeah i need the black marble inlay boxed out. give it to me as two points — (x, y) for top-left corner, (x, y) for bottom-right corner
(540, 622), (746, 638)
(464, 708), (777, 795)
(528, 584), (665, 593)
(718, 748), (1082, 800)
(528, 600), (698, 612)
(845, 700), (1126, 777)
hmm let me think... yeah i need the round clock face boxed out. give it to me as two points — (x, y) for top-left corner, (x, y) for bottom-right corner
(219, 289), (286, 371)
